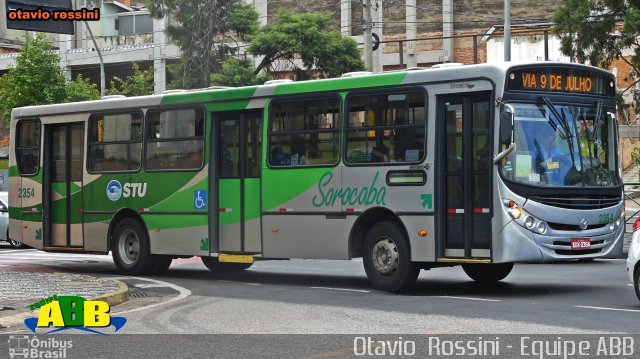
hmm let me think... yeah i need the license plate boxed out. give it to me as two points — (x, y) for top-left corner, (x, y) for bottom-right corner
(571, 238), (591, 250)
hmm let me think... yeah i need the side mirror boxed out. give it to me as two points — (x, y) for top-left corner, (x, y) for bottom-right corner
(499, 105), (514, 146)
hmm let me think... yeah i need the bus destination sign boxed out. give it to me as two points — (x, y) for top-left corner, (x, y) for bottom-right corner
(507, 67), (615, 97)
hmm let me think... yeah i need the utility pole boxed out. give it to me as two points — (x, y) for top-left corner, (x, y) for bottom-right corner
(363, 0), (373, 71)
(84, 20), (105, 97)
(504, 0), (511, 61)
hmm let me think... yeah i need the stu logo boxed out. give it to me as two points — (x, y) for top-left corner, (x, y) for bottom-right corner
(106, 180), (147, 201)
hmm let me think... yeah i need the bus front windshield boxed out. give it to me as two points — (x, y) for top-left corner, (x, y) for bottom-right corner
(500, 101), (620, 187)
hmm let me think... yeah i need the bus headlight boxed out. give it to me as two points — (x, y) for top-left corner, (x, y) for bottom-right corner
(609, 223), (616, 231)
(524, 216), (534, 229)
(537, 222), (547, 234)
(510, 207), (523, 219)
(615, 218), (623, 228)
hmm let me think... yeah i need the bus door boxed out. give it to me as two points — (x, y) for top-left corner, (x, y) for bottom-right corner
(439, 93), (492, 259)
(44, 123), (84, 248)
(213, 110), (263, 254)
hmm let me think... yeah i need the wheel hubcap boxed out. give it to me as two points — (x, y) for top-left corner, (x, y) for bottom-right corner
(118, 229), (140, 265)
(371, 237), (399, 277)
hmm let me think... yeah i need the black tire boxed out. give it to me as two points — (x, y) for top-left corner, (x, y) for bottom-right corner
(150, 255), (173, 275)
(634, 266), (640, 303)
(9, 234), (24, 249)
(462, 263), (514, 283)
(363, 221), (419, 292)
(201, 256), (253, 272)
(111, 218), (155, 275)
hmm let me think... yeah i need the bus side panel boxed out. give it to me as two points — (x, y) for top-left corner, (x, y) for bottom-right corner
(82, 173), (132, 252)
(261, 167), (349, 259)
(83, 222), (109, 253)
(401, 215), (436, 262)
(8, 154), (23, 245)
(341, 166), (435, 262)
(19, 175), (44, 249)
(262, 214), (355, 259)
(131, 171), (210, 257)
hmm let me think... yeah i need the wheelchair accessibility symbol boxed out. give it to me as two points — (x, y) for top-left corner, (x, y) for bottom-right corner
(194, 190), (207, 210)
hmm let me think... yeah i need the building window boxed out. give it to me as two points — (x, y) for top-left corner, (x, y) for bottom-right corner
(88, 112), (143, 172)
(145, 108), (205, 171)
(346, 91), (426, 164)
(16, 119), (41, 176)
(268, 97), (340, 167)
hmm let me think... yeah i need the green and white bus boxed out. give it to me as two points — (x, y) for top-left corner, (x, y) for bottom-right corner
(9, 62), (624, 291)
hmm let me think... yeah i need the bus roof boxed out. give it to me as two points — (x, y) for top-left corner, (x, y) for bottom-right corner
(10, 61), (613, 119)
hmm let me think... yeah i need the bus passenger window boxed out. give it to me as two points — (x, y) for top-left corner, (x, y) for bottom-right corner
(145, 108), (205, 171)
(268, 97), (340, 167)
(346, 91), (426, 165)
(88, 112), (142, 172)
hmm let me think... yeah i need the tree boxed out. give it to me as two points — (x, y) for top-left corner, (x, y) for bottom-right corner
(248, 11), (365, 80)
(0, 33), (67, 120)
(210, 57), (267, 87)
(107, 63), (154, 97)
(553, 1), (639, 85)
(66, 75), (100, 102)
(146, 0), (238, 89)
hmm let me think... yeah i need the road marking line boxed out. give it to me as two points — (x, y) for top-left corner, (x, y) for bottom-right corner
(219, 280), (262, 286)
(132, 283), (170, 289)
(310, 286), (370, 293)
(250, 265), (345, 271)
(575, 305), (640, 313)
(434, 295), (500, 302)
(111, 276), (191, 315)
(628, 284), (634, 287)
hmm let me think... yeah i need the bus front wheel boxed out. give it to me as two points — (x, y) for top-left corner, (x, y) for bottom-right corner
(112, 218), (155, 275)
(363, 221), (419, 292)
(462, 263), (513, 283)
(201, 257), (253, 272)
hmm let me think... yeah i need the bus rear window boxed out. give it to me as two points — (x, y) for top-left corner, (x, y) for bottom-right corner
(16, 119), (41, 176)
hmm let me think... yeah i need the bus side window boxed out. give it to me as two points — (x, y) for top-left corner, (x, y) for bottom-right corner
(16, 120), (41, 176)
(268, 97), (340, 167)
(145, 108), (205, 171)
(345, 91), (426, 165)
(88, 113), (142, 173)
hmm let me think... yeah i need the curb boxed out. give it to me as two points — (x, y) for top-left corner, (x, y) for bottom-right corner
(0, 278), (129, 330)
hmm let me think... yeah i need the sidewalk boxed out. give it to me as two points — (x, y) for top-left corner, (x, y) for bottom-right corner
(0, 272), (128, 329)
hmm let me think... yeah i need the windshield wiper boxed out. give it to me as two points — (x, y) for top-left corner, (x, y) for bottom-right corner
(591, 101), (602, 141)
(540, 96), (577, 167)
(541, 97), (571, 137)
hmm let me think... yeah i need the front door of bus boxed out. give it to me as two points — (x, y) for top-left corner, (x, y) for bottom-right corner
(44, 123), (84, 248)
(214, 110), (263, 253)
(440, 94), (492, 259)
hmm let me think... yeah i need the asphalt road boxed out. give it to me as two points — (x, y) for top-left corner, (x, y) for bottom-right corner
(1, 244), (639, 334)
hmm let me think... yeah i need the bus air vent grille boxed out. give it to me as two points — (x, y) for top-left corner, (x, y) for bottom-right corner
(547, 222), (607, 231)
(528, 194), (621, 210)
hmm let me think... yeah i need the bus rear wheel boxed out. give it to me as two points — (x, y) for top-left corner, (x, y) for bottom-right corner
(112, 218), (155, 275)
(201, 257), (253, 272)
(363, 221), (419, 292)
(462, 263), (513, 283)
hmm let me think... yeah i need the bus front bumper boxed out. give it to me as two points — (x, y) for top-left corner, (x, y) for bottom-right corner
(496, 220), (624, 263)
